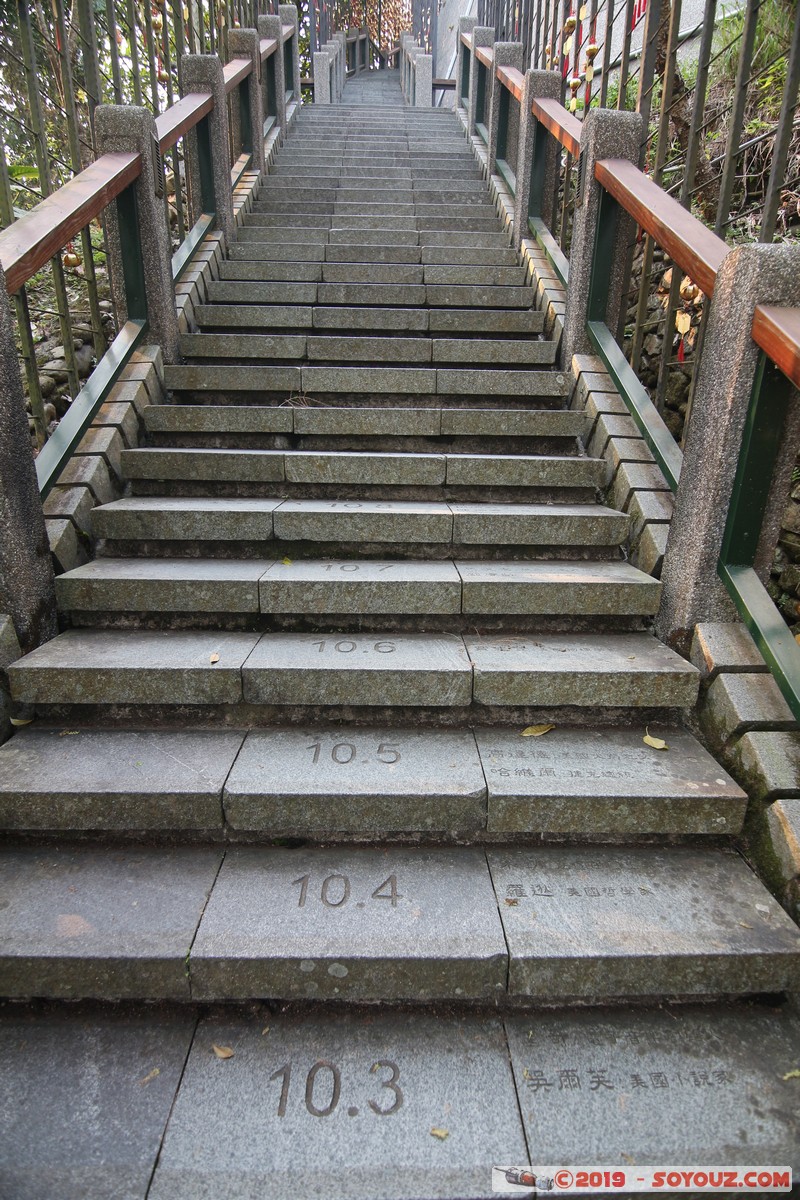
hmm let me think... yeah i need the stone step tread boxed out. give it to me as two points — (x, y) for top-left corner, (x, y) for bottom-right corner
(57, 558), (660, 618)
(9, 631), (697, 710)
(217, 263), (527, 287)
(0, 724), (746, 838)
(194, 304), (545, 334)
(179, 333), (557, 366)
(4, 1000), (799, 1200)
(92, 497), (630, 547)
(204, 282), (536, 309)
(119, 447), (603, 488)
(1, 844), (797, 1001)
(144, 404), (585, 438)
(164, 364), (565, 394)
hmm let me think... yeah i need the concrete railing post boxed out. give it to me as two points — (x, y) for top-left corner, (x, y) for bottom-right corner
(313, 51), (332, 103)
(333, 32), (347, 97)
(0, 266), (57, 656)
(467, 27), (494, 137)
(95, 105), (181, 364)
(227, 29), (266, 176)
(560, 107), (642, 370)
(455, 17), (477, 115)
(512, 68), (561, 250)
(656, 244), (800, 652)
(258, 15), (287, 137)
(487, 42), (523, 174)
(414, 52), (433, 107)
(279, 3), (302, 105)
(179, 55), (235, 247)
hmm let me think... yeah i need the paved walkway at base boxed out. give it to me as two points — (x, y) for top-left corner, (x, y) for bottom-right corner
(342, 67), (403, 104)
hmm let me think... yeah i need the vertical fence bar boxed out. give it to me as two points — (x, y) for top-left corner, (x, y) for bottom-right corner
(759, 12), (800, 242)
(714, 0), (759, 235)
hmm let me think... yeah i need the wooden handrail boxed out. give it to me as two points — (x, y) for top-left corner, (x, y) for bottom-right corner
(496, 63), (524, 103)
(595, 157), (728, 297)
(531, 96), (582, 157)
(460, 31), (471, 48)
(281, 22), (294, 41)
(155, 91), (214, 153)
(223, 57), (252, 93)
(475, 45), (494, 69)
(260, 36), (277, 61)
(0, 151), (141, 296)
(753, 305), (800, 391)
(433, 78), (456, 89)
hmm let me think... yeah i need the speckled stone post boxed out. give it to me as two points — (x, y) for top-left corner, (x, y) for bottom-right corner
(512, 68), (561, 249)
(0, 267), (57, 655)
(467, 28), (495, 137)
(258, 15), (288, 136)
(279, 5), (302, 104)
(455, 18), (478, 116)
(415, 53), (433, 107)
(179, 56), (235, 247)
(656, 244), (800, 652)
(400, 35), (412, 97)
(559, 108), (642, 370)
(335, 32), (347, 97)
(313, 52), (332, 103)
(487, 43), (523, 174)
(227, 29), (266, 176)
(94, 106), (181, 365)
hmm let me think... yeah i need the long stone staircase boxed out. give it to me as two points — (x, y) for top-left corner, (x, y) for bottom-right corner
(2, 98), (799, 1197)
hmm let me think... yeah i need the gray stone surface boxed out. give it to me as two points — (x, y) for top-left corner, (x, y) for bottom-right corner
(57, 558), (270, 613)
(122, 447), (285, 483)
(260, 559), (461, 614)
(445, 452), (604, 488)
(223, 727), (486, 834)
(191, 846), (506, 1000)
(763, 798), (800, 887)
(513, 70), (561, 250)
(164, 362), (303, 391)
(0, 1003), (195, 1200)
(293, 406), (440, 436)
(284, 450), (445, 486)
(457, 560), (660, 615)
(182, 330), (308, 354)
(301, 366), (437, 393)
(489, 845), (800, 998)
(242, 633), (472, 706)
(0, 727), (243, 831)
(318, 264), (424, 285)
(437, 369), (565, 397)
(690, 620), (767, 679)
(312, 306), (429, 331)
(431, 338), (555, 364)
(180, 56), (234, 243)
(192, 303), (315, 330)
(305, 334), (430, 361)
(44, 484), (95, 535)
(505, 1001), (800, 1167)
(91, 497), (280, 542)
(9, 629), (259, 706)
(149, 1007), (526, 1200)
(728, 730), (800, 801)
(477, 726), (746, 834)
(47, 517), (89, 573)
(273, 499), (453, 544)
(451, 502), (628, 546)
(701, 671), (798, 747)
(227, 29), (265, 174)
(441, 408), (584, 437)
(145, 404), (293, 434)
(56, 455), (116, 505)
(426, 285), (533, 309)
(0, 845), (221, 998)
(0, 612), (22, 671)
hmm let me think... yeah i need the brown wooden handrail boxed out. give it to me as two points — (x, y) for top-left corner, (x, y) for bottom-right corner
(281, 22), (294, 41)
(753, 305), (800, 391)
(223, 57), (252, 93)
(155, 91), (214, 153)
(531, 96), (582, 157)
(460, 31), (471, 48)
(594, 157), (727, 297)
(496, 63), (524, 103)
(0, 151), (141, 296)
(260, 36), (278, 61)
(475, 45), (494, 69)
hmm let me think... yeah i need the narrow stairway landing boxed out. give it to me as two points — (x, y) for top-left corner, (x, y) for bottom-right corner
(342, 65), (403, 104)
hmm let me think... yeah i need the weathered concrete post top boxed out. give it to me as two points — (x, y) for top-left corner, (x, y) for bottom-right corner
(657, 243), (800, 651)
(467, 27), (495, 138)
(179, 54), (236, 246)
(94, 105), (181, 366)
(227, 29), (266, 176)
(258, 14), (288, 137)
(0, 265), (57, 657)
(512, 68), (561, 250)
(559, 107), (642, 370)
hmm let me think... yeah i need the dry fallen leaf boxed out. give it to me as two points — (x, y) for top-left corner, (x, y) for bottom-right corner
(782, 1069), (800, 1080)
(261, 1026), (270, 1036)
(504, 898), (519, 906)
(9, 717), (33, 727)
(643, 728), (668, 751)
(739, 922), (753, 929)
(59, 730), (80, 737)
(139, 1067), (160, 1086)
(209, 653), (220, 664)
(675, 311), (692, 335)
(212, 1044), (234, 1059)
(430, 1127), (449, 1141)
(282, 557), (292, 565)
(521, 724), (555, 737)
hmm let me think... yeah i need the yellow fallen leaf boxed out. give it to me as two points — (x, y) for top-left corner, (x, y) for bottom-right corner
(209, 653), (220, 664)
(521, 724), (555, 737)
(10, 717), (33, 727)
(139, 1067), (160, 1086)
(504, 898), (519, 906)
(782, 1069), (800, 1080)
(430, 1127), (449, 1140)
(282, 556), (292, 565)
(212, 1044), (234, 1059)
(261, 1026), (270, 1036)
(675, 311), (692, 335)
(643, 728), (668, 751)
(739, 922), (753, 928)
(59, 730), (80, 737)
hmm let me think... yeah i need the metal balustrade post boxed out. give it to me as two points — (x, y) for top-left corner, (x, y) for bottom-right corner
(467, 28), (494, 138)
(228, 29), (266, 175)
(0, 266), (57, 656)
(455, 18), (478, 116)
(180, 55), (236, 246)
(95, 105), (181, 364)
(279, 4), (302, 109)
(259, 15), (287, 139)
(656, 245), (800, 652)
(560, 108), (641, 371)
(487, 43), (523, 176)
(512, 68), (560, 250)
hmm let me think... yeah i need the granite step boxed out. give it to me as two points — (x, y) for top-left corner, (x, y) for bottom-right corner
(215, 262), (530, 289)
(179, 333), (557, 367)
(0, 724), (746, 838)
(202, 281), (537, 310)
(163, 364), (566, 396)
(2, 843), (797, 1001)
(3, 999), (798, 1199)
(91, 497), (630, 549)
